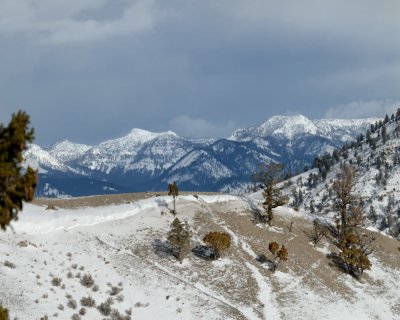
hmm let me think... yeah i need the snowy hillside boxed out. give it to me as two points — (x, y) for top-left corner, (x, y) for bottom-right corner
(24, 115), (378, 197)
(1, 194), (399, 319)
(281, 111), (400, 239)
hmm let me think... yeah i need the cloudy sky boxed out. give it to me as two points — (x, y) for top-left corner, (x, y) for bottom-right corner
(1, 0), (399, 146)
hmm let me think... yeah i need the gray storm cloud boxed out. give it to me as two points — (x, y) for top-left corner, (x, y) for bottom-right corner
(0, 0), (399, 145)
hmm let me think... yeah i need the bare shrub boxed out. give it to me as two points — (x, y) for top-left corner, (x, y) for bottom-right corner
(67, 298), (77, 309)
(52, 277), (62, 287)
(268, 242), (288, 271)
(303, 219), (327, 246)
(80, 273), (95, 288)
(203, 232), (231, 258)
(46, 205), (58, 211)
(125, 308), (132, 316)
(80, 296), (96, 308)
(110, 309), (131, 320)
(71, 314), (80, 320)
(97, 301), (112, 316)
(109, 286), (122, 296)
(79, 308), (86, 316)
(4, 261), (15, 269)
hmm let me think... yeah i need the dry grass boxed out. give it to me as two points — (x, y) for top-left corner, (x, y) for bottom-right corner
(33, 191), (221, 209)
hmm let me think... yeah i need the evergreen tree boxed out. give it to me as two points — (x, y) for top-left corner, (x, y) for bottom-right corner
(339, 232), (372, 279)
(0, 111), (38, 319)
(384, 114), (390, 124)
(386, 194), (395, 214)
(253, 163), (288, 224)
(298, 189), (304, 204)
(382, 126), (388, 144)
(167, 181), (179, 214)
(368, 206), (378, 224)
(309, 200), (315, 213)
(0, 111), (37, 230)
(167, 217), (191, 262)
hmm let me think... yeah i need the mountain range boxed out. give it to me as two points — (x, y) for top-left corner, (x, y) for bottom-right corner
(24, 115), (378, 197)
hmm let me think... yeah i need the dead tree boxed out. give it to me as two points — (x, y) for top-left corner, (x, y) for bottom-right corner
(332, 164), (355, 240)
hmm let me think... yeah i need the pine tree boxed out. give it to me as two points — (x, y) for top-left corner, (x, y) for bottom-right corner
(298, 189), (304, 204)
(167, 181), (179, 214)
(0, 111), (38, 319)
(382, 126), (388, 144)
(386, 194), (395, 214)
(309, 200), (315, 213)
(0, 111), (37, 230)
(384, 114), (390, 124)
(339, 232), (372, 279)
(368, 206), (378, 224)
(167, 217), (191, 262)
(252, 163), (288, 224)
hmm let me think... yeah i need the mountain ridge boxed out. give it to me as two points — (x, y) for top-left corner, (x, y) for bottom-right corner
(24, 114), (379, 197)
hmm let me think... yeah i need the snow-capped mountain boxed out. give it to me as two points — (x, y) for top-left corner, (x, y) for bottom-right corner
(230, 115), (377, 142)
(48, 140), (92, 163)
(24, 144), (74, 174)
(281, 112), (400, 239)
(78, 129), (201, 177)
(24, 115), (379, 197)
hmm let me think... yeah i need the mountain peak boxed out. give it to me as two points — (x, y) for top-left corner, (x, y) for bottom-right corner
(127, 128), (178, 141)
(230, 114), (377, 142)
(262, 114), (317, 138)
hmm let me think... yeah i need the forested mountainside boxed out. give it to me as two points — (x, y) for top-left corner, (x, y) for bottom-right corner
(282, 110), (400, 239)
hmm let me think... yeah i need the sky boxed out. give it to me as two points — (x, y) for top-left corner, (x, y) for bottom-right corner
(1, 0), (400, 146)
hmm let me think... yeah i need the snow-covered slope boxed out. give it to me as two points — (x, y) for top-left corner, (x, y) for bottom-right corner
(281, 113), (400, 239)
(78, 129), (196, 175)
(1, 195), (399, 319)
(48, 140), (92, 163)
(24, 144), (75, 174)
